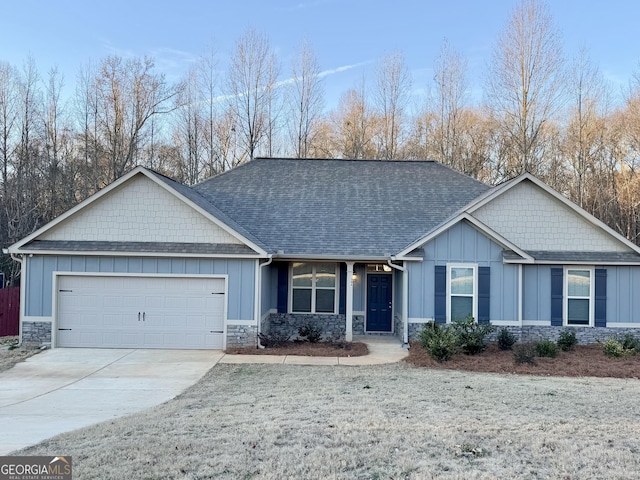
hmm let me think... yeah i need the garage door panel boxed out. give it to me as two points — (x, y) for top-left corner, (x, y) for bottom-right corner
(185, 315), (205, 328)
(57, 276), (226, 349)
(163, 315), (185, 328)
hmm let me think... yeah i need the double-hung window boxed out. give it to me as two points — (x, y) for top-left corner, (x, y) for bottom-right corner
(291, 262), (337, 314)
(447, 264), (477, 322)
(565, 268), (593, 326)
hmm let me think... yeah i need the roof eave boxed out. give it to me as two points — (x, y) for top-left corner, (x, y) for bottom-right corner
(12, 248), (265, 259)
(271, 253), (423, 262)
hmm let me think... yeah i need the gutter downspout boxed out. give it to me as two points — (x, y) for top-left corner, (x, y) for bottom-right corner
(256, 255), (273, 348)
(387, 258), (409, 348)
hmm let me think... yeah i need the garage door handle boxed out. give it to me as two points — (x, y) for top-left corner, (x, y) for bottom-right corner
(143, 312), (146, 321)
(59, 328), (72, 331)
(138, 312), (141, 322)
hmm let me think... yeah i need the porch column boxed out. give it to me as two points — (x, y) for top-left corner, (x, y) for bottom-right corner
(345, 261), (354, 342)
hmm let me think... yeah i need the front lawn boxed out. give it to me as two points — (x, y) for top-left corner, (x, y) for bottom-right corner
(15, 363), (640, 479)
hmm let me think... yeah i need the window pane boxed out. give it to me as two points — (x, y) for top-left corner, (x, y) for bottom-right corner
(451, 296), (473, 321)
(316, 289), (335, 313)
(292, 289), (312, 312)
(316, 263), (336, 288)
(568, 270), (590, 297)
(568, 298), (589, 325)
(292, 263), (313, 287)
(451, 268), (473, 295)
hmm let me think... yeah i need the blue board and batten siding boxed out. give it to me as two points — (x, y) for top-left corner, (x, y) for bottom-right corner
(606, 266), (640, 324)
(522, 265), (640, 325)
(408, 221), (518, 322)
(522, 265), (552, 322)
(25, 255), (256, 320)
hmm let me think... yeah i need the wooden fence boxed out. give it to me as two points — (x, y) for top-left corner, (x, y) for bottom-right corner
(0, 287), (20, 337)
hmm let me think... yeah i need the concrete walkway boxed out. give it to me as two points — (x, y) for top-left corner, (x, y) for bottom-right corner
(219, 335), (408, 366)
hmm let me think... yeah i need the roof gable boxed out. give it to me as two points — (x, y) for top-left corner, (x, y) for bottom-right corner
(9, 167), (266, 255)
(469, 175), (639, 254)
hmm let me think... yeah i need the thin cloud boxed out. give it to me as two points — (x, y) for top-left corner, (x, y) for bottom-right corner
(318, 60), (372, 78)
(174, 59), (374, 113)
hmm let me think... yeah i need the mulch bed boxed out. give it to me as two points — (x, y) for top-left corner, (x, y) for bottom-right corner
(406, 342), (640, 378)
(226, 341), (369, 357)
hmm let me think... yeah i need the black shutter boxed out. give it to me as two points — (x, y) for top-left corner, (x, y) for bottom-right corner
(478, 266), (490, 323)
(434, 265), (446, 324)
(595, 268), (607, 327)
(339, 264), (346, 315)
(550, 267), (563, 326)
(277, 263), (288, 313)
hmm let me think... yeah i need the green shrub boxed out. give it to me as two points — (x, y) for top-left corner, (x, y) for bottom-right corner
(599, 335), (639, 358)
(557, 329), (578, 352)
(451, 316), (495, 355)
(600, 338), (626, 358)
(419, 321), (458, 362)
(497, 328), (517, 350)
(620, 333), (640, 353)
(513, 343), (536, 365)
(535, 340), (558, 358)
(298, 323), (322, 343)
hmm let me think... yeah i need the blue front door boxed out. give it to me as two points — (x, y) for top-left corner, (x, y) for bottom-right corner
(366, 274), (393, 332)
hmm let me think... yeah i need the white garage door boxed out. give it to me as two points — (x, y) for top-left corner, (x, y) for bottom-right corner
(56, 275), (225, 349)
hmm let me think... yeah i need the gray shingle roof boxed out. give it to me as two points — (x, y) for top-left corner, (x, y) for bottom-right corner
(23, 240), (257, 255)
(192, 158), (491, 257)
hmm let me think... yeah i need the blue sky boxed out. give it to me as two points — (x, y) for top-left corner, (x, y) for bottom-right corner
(2, 0), (639, 109)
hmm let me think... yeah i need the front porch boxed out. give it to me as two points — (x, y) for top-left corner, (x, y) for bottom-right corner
(258, 260), (408, 344)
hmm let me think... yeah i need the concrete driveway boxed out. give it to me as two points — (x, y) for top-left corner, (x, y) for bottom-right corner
(0, 348), (224, 454)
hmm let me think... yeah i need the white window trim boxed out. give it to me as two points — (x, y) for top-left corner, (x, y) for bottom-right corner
(289, 263), (339, 314)
(563, 266), (595, 327)
(446, 263), (478, 323)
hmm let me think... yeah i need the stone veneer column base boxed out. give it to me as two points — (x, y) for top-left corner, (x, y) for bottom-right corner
(408, 322), (640, 345)
(226, 324), (258, 349)
(22, 321), (52, 346)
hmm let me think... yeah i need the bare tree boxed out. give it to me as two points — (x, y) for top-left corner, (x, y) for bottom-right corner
(75, 61), (102, 196)
(0, 61), (20, 284)
(0, 62), (18, 200)
(94, 55), (180, 182)
(486, 0), (565, 176)
(5, 57), (43, 266)
(332, 80), (376, 159)
(199, 43), (222, 176)
(431, 39), (469, 170)
(565, 47), (608, 207)
(173, 65), (203, 185)
(226, 28), (280, 161)
(287, 39), (325, 158)
(42, 67), (71, 218)
(373, 50), (411, 159)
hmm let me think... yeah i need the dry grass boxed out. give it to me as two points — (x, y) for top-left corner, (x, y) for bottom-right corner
(0, 336), (41, 373)
(15, 362), (640, 479)
(226, 341), (368, 357)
